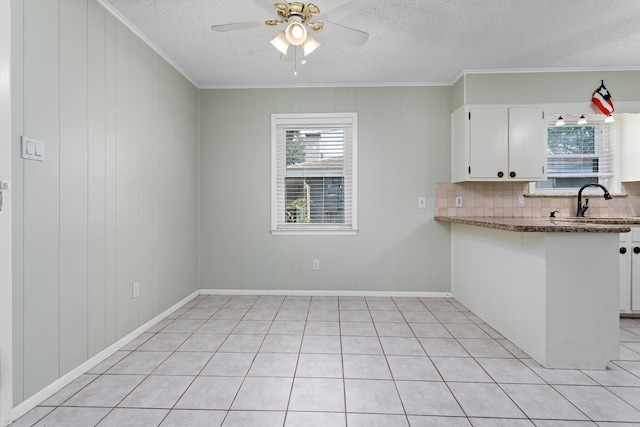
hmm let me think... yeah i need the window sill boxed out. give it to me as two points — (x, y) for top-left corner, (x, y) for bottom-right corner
(271, 229), (358, 236)
(524, 193), (627, 198)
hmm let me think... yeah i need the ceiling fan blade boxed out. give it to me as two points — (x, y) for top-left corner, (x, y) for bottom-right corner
(255, 0), (279, 13)
(315, 0), (352, 16)
(211, 20), (271, 32)
(313, 21), (368, 46)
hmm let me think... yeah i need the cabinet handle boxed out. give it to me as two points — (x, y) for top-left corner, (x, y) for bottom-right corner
(620, 247), (627, 254)
(509, 171), (516, 178)
(634, 246), (640, 254)
(497, 171), (504, 178)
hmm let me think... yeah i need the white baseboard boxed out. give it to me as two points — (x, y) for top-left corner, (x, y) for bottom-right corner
(10, 290), (200, 423)
(200, 289), (453, 298)
(10, 287), (452, 424)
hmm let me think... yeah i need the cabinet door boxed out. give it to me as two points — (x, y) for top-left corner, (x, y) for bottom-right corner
(632, 247), (640, 311)
(620, 234), (632, 312)
(468, 107), (507, 179)
(632, 228), (640, 311)
(620, 114), (640, 182)
(508, 107), (546, 180)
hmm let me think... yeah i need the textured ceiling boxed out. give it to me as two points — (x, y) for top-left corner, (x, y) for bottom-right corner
(100, 0), (640, 88)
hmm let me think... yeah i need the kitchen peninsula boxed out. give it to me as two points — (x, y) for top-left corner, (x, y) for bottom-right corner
(437, 215), (632, 370)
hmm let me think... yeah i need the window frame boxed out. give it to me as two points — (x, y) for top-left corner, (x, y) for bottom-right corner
(271, 112), (358, 236)
(533, 118), (615, 194)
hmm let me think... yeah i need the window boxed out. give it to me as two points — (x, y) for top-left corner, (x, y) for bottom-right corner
(271, 113), (357, 235)
(535, 119), (614, 191)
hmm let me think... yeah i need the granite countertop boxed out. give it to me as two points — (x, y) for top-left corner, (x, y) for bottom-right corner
(434, 216), (637, 233)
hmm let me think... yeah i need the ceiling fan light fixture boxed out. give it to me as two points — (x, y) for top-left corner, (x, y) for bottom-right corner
(285, 21), (307, 45)
(302, 33), (320, 56)
(212, 1), (369, 67)
(270, 31), (290, 55)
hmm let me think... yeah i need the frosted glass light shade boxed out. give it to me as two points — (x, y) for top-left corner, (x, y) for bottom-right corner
(285, 22), (307, 45)
(302, 33), (320, 56)
(270, 31), (289, 55)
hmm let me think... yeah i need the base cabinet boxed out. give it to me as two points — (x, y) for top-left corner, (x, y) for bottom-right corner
(620, 227), (640, 314)
(452, 224), (619, 369)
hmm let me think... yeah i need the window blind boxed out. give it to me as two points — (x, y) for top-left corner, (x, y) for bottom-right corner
(539, 118), (615, 189)
(272, 114), (356, 233)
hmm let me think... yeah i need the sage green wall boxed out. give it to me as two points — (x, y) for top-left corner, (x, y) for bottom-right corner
(11, 0), (199, 404)
(199, 87), (452, 293)
(465, 71), (640, 104)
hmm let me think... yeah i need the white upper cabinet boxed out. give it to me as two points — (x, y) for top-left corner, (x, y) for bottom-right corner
(452, 105), (547, 182)
(619, 113), (640, 182)
(468, 107), (507, 180)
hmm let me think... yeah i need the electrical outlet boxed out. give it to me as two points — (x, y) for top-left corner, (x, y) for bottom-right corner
(418, 196), (426, 208)
(132, 282), (140, 298)
(313, 260), (320, 270)
(518, 196), (525, 207)
(455, 196), (463, 207)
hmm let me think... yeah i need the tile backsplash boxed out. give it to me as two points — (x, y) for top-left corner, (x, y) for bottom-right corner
(435, 181), (640, 218)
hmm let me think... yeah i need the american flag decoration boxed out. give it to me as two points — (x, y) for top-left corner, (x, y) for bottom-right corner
(592, 80), (615, 116)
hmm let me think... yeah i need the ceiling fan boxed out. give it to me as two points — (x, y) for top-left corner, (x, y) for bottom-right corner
(210, 1), (369, 59)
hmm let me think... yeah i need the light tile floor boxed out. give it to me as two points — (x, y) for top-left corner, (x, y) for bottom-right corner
(12, 295), (640, 426)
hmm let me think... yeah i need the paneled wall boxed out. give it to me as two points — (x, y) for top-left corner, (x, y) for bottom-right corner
(199, 87), (452, 293)
(11, 0), (199, 404)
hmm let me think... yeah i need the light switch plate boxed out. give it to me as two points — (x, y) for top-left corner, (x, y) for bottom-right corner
(21, 136), (45, 162)
(418, 196), (426, 208)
